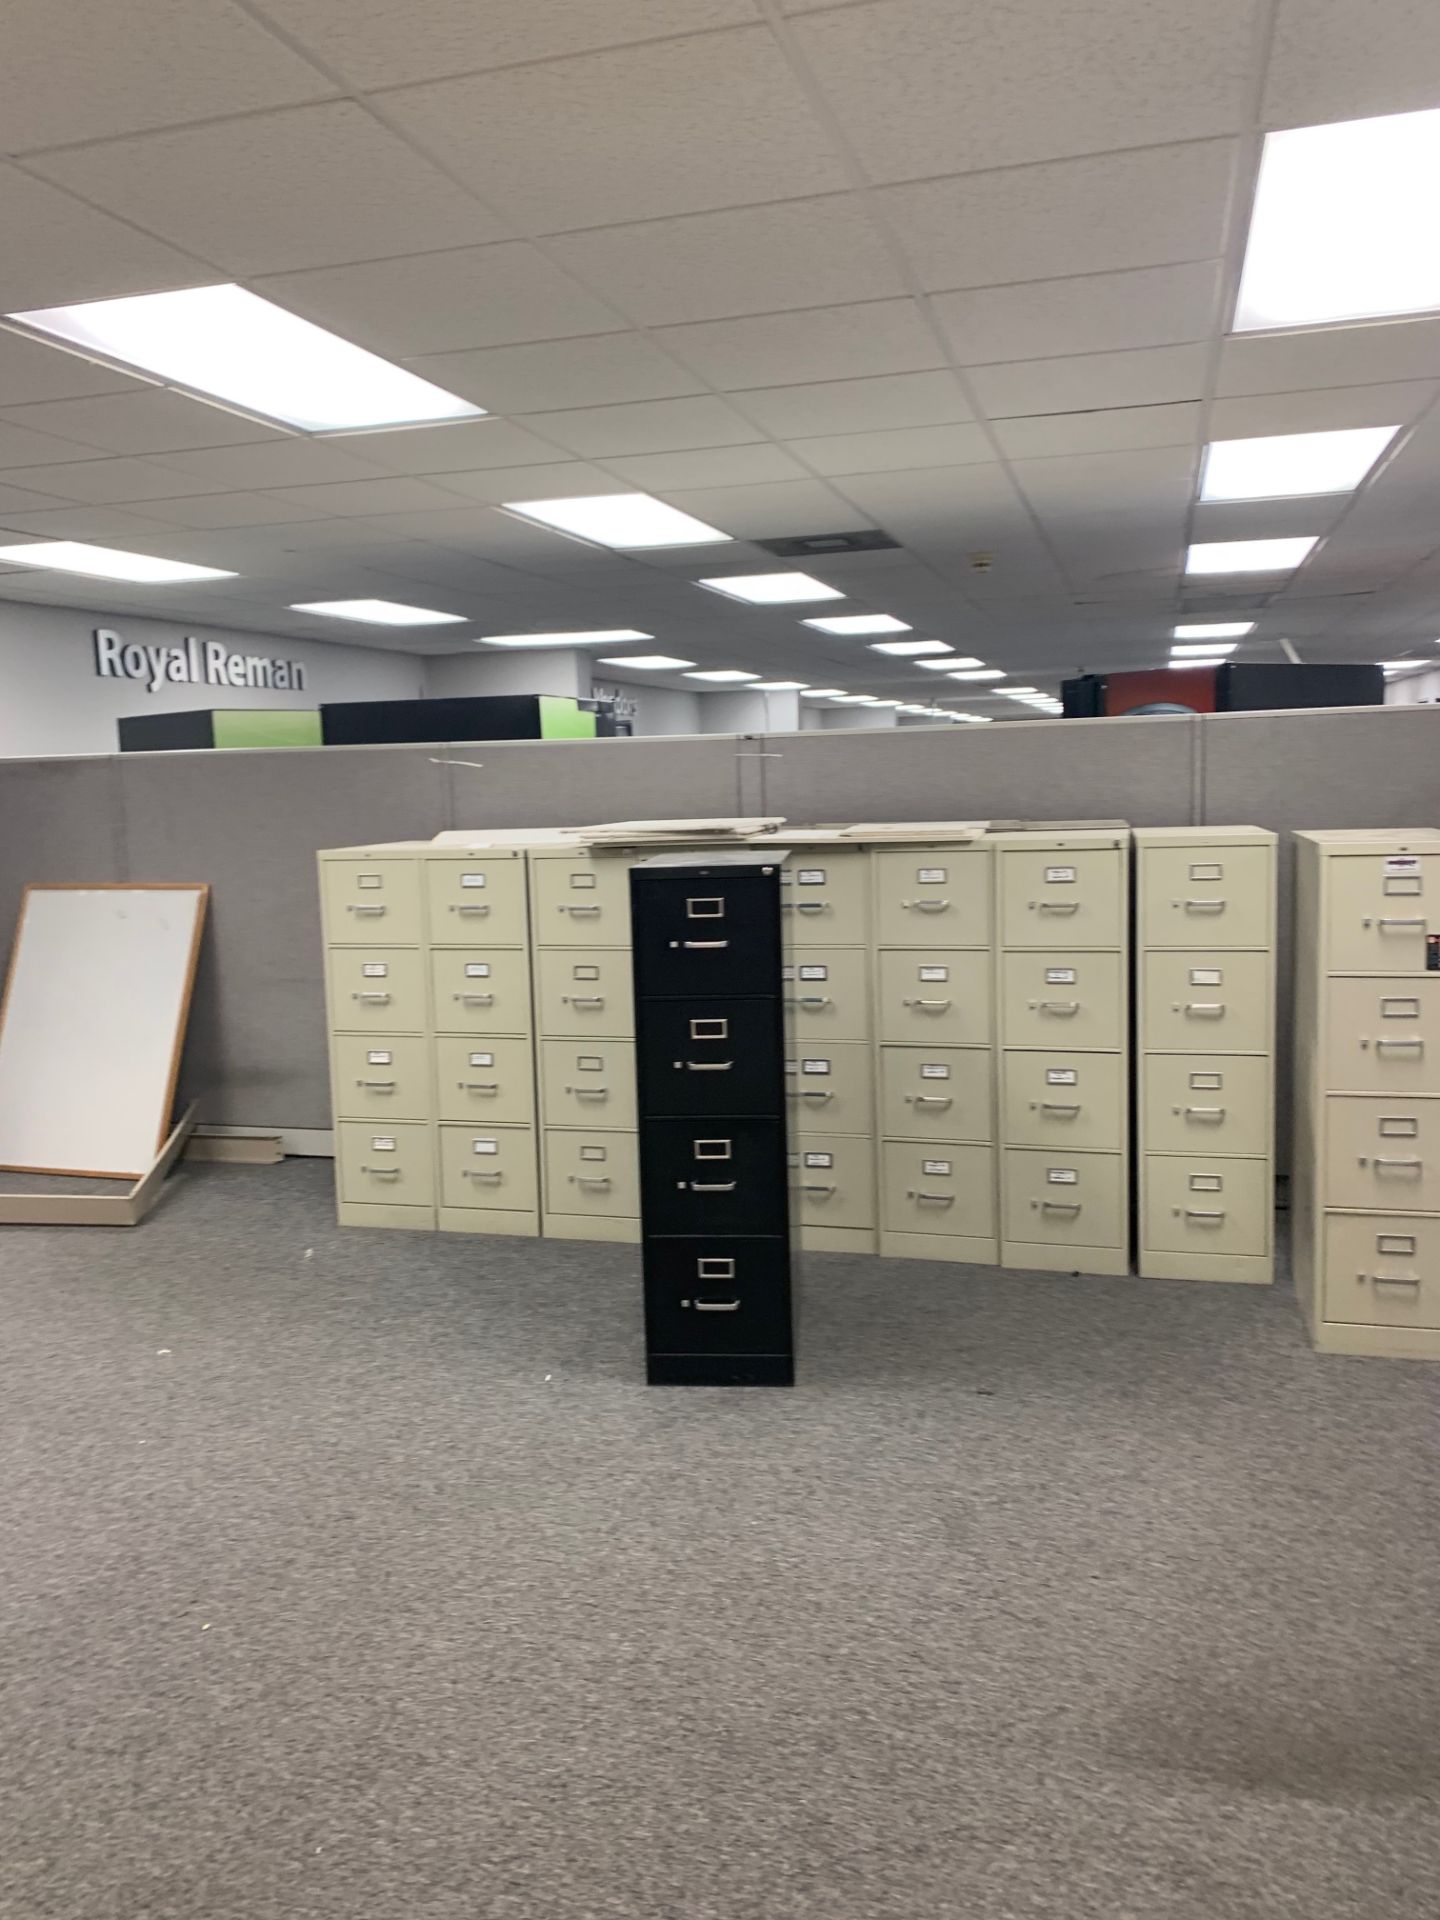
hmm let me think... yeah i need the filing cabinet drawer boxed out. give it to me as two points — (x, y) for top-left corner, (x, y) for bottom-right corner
(425, 856), (528, 946)
(1000, 847), (1124, 948)
(881, 1142), (994, 1238)
(430, 949), (532, 1035)
(434, 1035), (534, 1126)
(635, 996), (782, 1117)
(544, 1129), (639, 1218)
(1002, 1051), (1123, 1151)
(331, 1034), (430, 1120)
(631, 872), (781, 999)
(535, 948), (634, 1038)
(541, 1039), (637, 1130)
(791, 1134), (875, 1230)
(1002, 1149), (1124, 1248)
(532, 853), (632, 945)
(785, 1041), (873, 1134)
(1326, 852), (1440, 973)
(1142, 950), (1271, 1054)
(877, 948), (991, 1046)
(643, 1238), (791, 1356)
(337, 1119), (434, 1206)
(1139, 845), (1272, 949)
(873, 848), (990, 945)
(327, 948), (426, 1033)
(1143, 1154), (1269, 1257)
(1324, 978), (1440, 1094)
(783, 948), (870, 1038)
(779, 850), (869, 945)
(322, 858), (421, 945)
(1325, 1095), (1440, 1211)
(880, 1046), (993, 1141)
(1323, 1214), (1440, 1329)
(641, 1117), (787, 1235)
(1142, 1054), (1269, 1157)
(438, 1122), (537, 1212)
(1002, 951), (1123, 1051)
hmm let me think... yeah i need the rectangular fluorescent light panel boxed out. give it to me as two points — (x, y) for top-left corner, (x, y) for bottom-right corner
(803, 688), (848, 698)
(684, 668), (759, 682)
(596, 653), (693, 670)
(477, 629), (652, 649)
(1174, 622), (1254, 639)
(8, 285), (482, 433)
(698, 572), (842, 604)
(0, 540), (234, 583)
(1172, 641), (1238, 658)
(749, 680), (809, 691)
(293, 598), (465, 627)
(802, 613), (911, 635)
(948, 668), (1005, 681)
(1235, 109), (1440, 332)
(504, 493), (730, 550)
(1186, 537), (1318, 575)
(869, 640), (954, 657)
(1200, 426), (1399, 501)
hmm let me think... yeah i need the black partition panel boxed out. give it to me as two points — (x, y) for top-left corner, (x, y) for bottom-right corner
(630, 855), (794, 1387)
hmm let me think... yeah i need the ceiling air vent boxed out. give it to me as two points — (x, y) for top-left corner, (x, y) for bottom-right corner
(753, 529), (900, 557)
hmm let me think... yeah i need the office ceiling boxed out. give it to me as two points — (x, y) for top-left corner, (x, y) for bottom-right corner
(0, 0), (1438, 712)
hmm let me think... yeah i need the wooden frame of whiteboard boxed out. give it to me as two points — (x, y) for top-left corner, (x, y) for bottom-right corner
(0, 882), (208, 1179)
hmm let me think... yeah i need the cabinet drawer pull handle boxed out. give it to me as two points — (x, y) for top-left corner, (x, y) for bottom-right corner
(465, 1169), (505, 1184)
(1366, 1155), (1423, 1170)
(906, 898), (950, 912)
(1183, 1105), (1225, 1118)
(1181, 898), (1224, 911)
(1040, 1101), (1081, 1114)
(1183, 1208), (1226, 1221)
(567, 996), (605, 1008)
(1182, 1002), (1224, 1017)
(1038, 999), (1080, 1014)
(693, 1296), (740, 1312)
(356, 1078), (396, 1090)
(682, 1060), (732, 1072)
(1366, 1270), (1421, 1288)
(564, 904), (601, 916)
(455, 992), (495, 1006)
(1376, 1036), (1424, 1052)
(1377, 916), (1426, 928)
(802, 1183), (836, 1196)
(1040, 1199), (1081, 1213)
(574, 1175), (611, 1190)
(361, 1165), (402, 1178)
(354, 991), (391, 1004)
(687, 1181), (737, 1193)
(568, 1085), (609, 1098)
(1035, 899), (1079, 914)
(904, 997), (952, 1011)
(908, 1189), (955, 1205)
(347, 903), (386, 916)
(794, 901), (828, 914)
(681, 939), (728, 950)
(788, 1089), (833, 1102)
(459, 1081), (498, 1093)
(792, 995), (833, 1008)
(910, 1094), (953, 1108)
(450, 902), (490, 916)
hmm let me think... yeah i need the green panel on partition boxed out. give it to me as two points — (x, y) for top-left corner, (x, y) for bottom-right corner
(538, 696), (598, 740)
(212, 709), (324, 750)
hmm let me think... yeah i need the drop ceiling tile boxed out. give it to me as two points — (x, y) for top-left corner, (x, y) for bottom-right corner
(0, 0), (335, 152)
(0, 418), (117, 467)
(336, 421), (569, 475)
(1190, 496), (1347, 542)
(150, 440), (391, 489)
(32, 103), (506, 277)
(0, 478), (70, 511)
(258, 477), (473, 518)
(258, 0), (759, 90)
(733, 371), (972, 439)
(384, 29), (847, 233)
(1207, 381), (1437, 440)
(136, 490), (341, 529)
(0, 331), (147, 407)
(653, 477), (862, 537)
(511, 396), (763, 458)
(934, 261), (1223, 365)
(602, 444), (809, 490)
(1217, 320), (1440, 395)
(1013, 445), (1196, 516)
(789, 422), (993, 475)
(881, 142), (1235, 292)
(653, 302), (943, 390)
(434, 462), (629, 505)
(408, 333), (704, 414)
(548, 196), (906, 325)
(0, 164), (204, 312)
(1263, 0), (1440, 129)
(1, 390), (281, 457)
(0, 504), (181, 538)
(256, 243), (625, 358)
(794, 0), (1255, 182)
(0, 456), (237, 503)
(993, 402), (1203, 459)
(971, 344), (1208, 418)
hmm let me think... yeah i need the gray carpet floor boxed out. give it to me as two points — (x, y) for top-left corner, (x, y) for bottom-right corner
(2, 1160), (1438, 1920)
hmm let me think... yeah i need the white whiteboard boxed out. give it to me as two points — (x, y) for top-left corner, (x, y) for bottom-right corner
(0, 886), (207, 1178)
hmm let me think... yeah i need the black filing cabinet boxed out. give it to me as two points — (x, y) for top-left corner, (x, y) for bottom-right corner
(631, 855), (795, 1386)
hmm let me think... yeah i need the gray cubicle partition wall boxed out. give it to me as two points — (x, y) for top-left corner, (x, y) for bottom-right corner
(0, 707), (1436, 1145)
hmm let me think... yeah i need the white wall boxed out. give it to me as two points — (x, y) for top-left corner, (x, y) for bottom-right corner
(1387, 668), (1440, 707)
(598, 679), (703, 736)
(0, 600), (423, 758)
(425, 648), (589, 698)
(697, 688), (801, 733)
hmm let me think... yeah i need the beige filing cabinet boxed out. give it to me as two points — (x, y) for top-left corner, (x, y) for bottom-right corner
(319, 840), (540, 1237)
(783, 841), (876, 1254)
(1293, 830), (1440, 1358)
(1135, 827), (1276, 1284)
(874, 838), (996, 1264)
(993, 829), (1130, 1276)
(529, 847), (641, 1244)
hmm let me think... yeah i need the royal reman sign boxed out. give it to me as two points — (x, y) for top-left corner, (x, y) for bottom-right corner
(94, 626), (307, 694)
